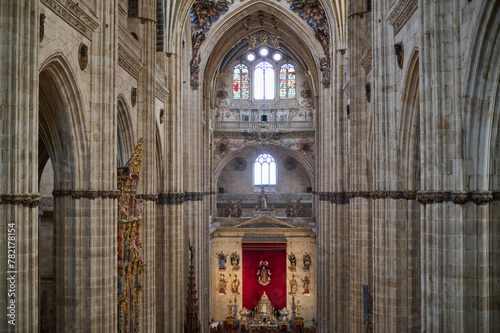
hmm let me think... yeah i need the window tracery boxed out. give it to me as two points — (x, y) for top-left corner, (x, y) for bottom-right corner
(254, 153), (277, 186)
(254, 61), (275, 100)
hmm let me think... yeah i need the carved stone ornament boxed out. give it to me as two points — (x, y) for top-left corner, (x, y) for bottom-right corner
(395, 42), (404, 69)
(131, 87), (137, 107)
(78, 43), (89, 70)
(40, 13), (46, 43)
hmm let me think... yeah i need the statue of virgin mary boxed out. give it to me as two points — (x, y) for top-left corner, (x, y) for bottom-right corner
(257, 259), (271, 286)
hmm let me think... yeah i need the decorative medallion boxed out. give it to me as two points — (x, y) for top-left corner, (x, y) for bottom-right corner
(395, 42), (404, 69)
(297, 139), (313, 156)
(283, 157), (297, 171)
(233, 157), (246, 171)
(131, 87), (137, 107)
(78, 43), (89, 70)
(159, 108), (165, 124)
(40, 13), (45, 43)
(217, 90), (228, 99)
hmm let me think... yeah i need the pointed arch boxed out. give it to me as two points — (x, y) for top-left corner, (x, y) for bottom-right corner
(38, 52), (89, 189)
(399, 49), (420, 190)
(213, 145), (315, 190)
(117, 94), (136, 167)
(463, 1), (500, 190)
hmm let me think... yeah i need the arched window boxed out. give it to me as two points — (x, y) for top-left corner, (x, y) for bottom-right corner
(279, 64), (296, 99)
(233, 64), (250, 99)
(254, 62), (275, 100)
(254, 153), (277, 186)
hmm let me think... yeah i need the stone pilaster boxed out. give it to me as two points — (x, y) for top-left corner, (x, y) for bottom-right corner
(0, 1), (40, 331)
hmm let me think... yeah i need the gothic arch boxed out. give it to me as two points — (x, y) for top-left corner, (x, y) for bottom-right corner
(463, 1), (500, 190)
(200, 1), (327, 95)
(117, 94), (136, 167)
(38, 52), (89, 189)
(213, 145), (315, 190)
(398, 49), (420, 189)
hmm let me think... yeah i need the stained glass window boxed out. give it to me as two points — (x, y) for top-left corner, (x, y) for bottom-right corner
(233, 64), (249, 100)
(279, 64), (296, 99)
(254, 153), (277, 186)
(254, 62), (275, 100)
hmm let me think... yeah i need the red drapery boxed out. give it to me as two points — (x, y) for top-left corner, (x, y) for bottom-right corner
(242, 243), (287, 309)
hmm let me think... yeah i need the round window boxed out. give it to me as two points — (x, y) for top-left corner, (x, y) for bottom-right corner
(246, 53), (256, 62)
(259, 47), (269, 57)
(272, 52), (282, 62)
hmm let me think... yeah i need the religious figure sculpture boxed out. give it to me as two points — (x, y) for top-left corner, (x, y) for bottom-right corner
(257, 259), (271, 286)
(231, 275), (240, 295)
(303, 253), (311, 271)
(301, 276), (310, 294)
(216, 251), (226, 270)
(230, 251), (240, 270)
(258, 187), (269, 210)
(289, 274), (298, 295)
(288, 252), (297, 271)
(218, 273), (227, 294)
(225, 199), (242, 218)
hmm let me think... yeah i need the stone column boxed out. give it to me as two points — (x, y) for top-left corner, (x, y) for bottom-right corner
(134, 1), (158, 330)
(419, 1), (471, 331)
(0, 1), (39, 331)
(347, 9), (373, 332)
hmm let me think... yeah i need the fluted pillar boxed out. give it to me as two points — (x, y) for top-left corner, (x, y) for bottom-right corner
(0, 1), (40, 331)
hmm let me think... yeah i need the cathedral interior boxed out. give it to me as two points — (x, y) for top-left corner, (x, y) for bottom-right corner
(1, 0), (499, 332)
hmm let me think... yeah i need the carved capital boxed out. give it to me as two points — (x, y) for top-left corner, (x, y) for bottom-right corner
(472, 192), (493, 205)
(451, 192), (468, 205)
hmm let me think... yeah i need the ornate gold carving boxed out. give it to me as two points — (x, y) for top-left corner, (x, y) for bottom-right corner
(127, 138), (143, 177)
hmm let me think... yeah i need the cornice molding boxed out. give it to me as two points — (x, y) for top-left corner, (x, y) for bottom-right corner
(0, 194), (41, 207)
(41, 0), (99, 40)
(387, 0), (418, 35)
(118, 43), (143, 80)
(52, 189), (121, 199)
(316, 190), (498, 205)
(360, 47), (373, 75)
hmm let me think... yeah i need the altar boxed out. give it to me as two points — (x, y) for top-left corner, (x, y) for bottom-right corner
(239, 293), (289, 333)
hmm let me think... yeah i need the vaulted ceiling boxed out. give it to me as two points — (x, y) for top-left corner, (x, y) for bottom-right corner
(163, 0), (348, 53)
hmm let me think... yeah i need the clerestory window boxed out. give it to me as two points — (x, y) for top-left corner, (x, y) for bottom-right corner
(254, 153), (277, 186)
(233, 64), (250, 100)
(279, 64), (296, 99)
(254, 62), (275, 100)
